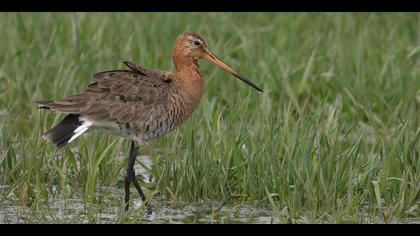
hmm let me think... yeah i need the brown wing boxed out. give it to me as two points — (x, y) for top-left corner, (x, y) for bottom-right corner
(38, 61), (174, 124)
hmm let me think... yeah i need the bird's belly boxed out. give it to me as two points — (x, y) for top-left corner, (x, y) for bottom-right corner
(92, 118), (177, 145)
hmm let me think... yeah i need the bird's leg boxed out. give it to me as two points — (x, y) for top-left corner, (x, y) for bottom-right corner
(124, 141), (151, 213)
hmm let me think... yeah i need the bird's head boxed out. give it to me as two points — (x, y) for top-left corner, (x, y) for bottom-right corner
(173, 32), (263, 93)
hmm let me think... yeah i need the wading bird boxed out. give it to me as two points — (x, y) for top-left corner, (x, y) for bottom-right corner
(37, 32), (263, 212)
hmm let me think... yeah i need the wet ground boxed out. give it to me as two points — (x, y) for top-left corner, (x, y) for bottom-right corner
(2, 183), (419, 224)
(0, 185), (280, 223)
(0, 155), (280, 223)
(1, 155), (418, 224)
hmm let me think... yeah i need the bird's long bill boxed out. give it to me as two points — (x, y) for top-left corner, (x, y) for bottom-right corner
(203, 52), (263, 93)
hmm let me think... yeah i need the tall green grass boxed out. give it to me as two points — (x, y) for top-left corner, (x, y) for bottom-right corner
(0, 13), (419, 223)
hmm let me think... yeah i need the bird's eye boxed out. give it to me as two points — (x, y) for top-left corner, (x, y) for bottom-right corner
(193, 40), (201, 46)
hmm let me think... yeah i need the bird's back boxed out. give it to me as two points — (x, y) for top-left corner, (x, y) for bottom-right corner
(38, 60), (192, 146)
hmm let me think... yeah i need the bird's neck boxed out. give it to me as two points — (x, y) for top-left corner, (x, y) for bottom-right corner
(175, 61), (204, 104)
(173, 49), (204, 93)
(172, 56), (204, 120)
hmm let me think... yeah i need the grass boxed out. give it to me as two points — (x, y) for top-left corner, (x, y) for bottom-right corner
(0, 12), (419, 223)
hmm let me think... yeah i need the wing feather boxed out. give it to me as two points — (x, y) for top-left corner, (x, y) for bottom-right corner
(39, 60), (174, 125)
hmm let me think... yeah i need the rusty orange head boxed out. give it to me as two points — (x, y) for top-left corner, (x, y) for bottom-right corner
(174, 32), (263, 93)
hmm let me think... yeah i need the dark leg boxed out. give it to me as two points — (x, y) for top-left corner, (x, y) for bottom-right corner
(124, 141), (136, 211)
(124, 141), (151, 213)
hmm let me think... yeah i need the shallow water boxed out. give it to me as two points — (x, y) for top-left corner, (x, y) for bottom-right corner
(0, 154), (280, 224)
(0, 185), (279, 224)
(1, 155), (419, 224)
(3, 183), (419, 224)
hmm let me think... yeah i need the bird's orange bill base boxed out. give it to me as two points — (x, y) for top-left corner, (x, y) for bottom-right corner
(203, 52), (263, 93)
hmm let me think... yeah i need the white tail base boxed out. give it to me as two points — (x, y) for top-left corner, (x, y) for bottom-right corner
(68, 117), (93, 143)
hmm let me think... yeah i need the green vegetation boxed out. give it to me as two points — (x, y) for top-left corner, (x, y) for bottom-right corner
(0, 13), (419, 223)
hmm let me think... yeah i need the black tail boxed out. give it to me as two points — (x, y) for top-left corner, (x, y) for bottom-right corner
(42, 114), (83, 148)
